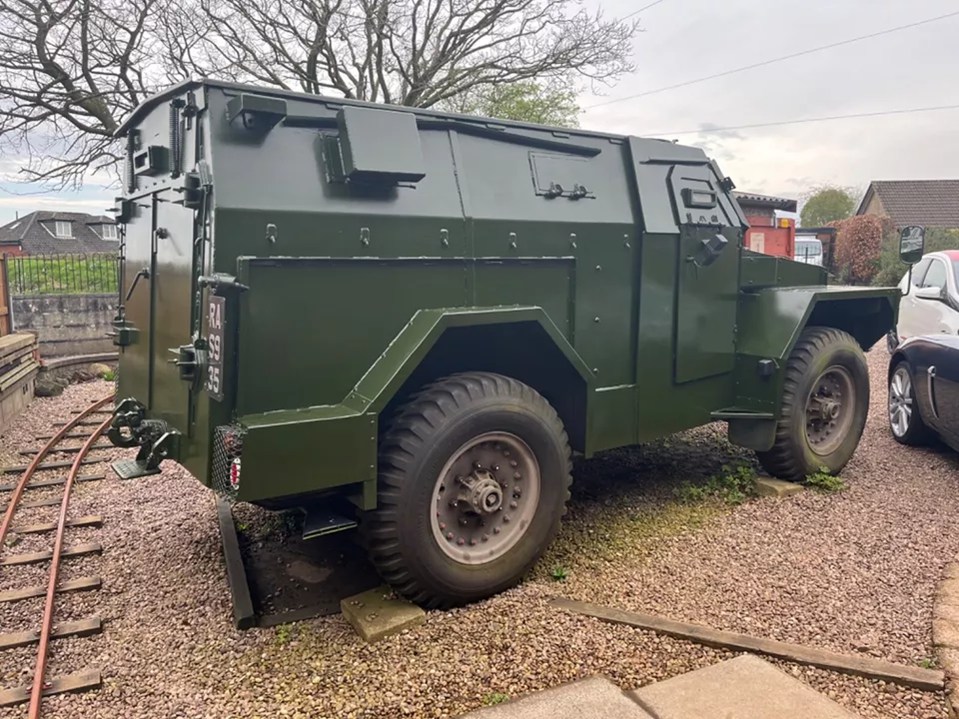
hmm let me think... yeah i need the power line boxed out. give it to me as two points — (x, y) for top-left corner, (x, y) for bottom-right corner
(622, 0), (668, 21)
(588, 9), (959, 109)
(643, 103), (959, 137)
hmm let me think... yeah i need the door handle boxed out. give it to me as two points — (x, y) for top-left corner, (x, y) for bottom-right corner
(125, 267), (150, 302)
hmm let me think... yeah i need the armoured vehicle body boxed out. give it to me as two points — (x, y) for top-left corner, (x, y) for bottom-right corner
(110, 80), (899, 606)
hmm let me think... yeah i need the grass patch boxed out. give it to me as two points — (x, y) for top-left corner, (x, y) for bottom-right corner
(275, 623), (295, 646)
(804, 468), (846, 493)
(482, 693), (510, 706)
(918, 657), (937, 669)
(675, 464), (758, 506)
(550, 566), (569, 581)
(101, 369), (116, 381)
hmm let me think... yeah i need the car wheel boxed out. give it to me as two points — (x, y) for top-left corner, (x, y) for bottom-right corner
(364, 372), (571, 608)
(757, 327), (869, 482)
(888, 361), (930, 445)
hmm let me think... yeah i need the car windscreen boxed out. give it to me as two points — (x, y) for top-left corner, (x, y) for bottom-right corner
(795, 240), (822, 255)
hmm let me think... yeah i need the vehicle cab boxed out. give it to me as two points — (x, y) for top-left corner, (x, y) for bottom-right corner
(794, 237), (823, 266)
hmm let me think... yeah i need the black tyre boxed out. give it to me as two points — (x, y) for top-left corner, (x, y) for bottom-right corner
(888, 361), (930, 445)
(365, 372), (571, 608)
(757, 327), (869, 481)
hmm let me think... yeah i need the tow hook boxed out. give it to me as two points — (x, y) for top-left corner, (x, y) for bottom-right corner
(108, 398), (146, 448)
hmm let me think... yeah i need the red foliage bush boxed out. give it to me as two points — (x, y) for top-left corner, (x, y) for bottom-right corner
(830, 215), (893, 284)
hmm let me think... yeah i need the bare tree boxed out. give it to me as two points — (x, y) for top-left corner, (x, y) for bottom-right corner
(0, 0), (636, 189)
(0, 0), (183, 188)
(192, 0), (637, 108)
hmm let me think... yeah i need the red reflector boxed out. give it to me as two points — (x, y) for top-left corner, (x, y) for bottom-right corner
(229, 458), (241, 490)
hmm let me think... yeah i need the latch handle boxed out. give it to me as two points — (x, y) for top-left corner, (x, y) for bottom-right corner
(125, 267), (150, 301)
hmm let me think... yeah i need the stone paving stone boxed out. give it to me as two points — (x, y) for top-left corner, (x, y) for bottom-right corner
(340, 585), (425, 643)
(754, 477), (804, 498)
(460, 676), (653, 719)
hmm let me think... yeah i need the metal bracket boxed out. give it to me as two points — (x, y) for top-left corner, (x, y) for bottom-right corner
(198, 273), (249, 292)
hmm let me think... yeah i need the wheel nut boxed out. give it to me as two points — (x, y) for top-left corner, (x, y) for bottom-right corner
(474, 461), (483, 469)
(457, 538), (465, 546)
(493, 527), (501, 534)
(482, 534), (489, 542)
(446, 532), (454, 540)
(510, 460), (518, 468)
(510, 501), (518, 509)
(503, 515), (511, 523)
(514, 472), (521, 480)
(439, 522), (446, 530)
(503, 450), (511, 456)
(469, 539), (477, 546)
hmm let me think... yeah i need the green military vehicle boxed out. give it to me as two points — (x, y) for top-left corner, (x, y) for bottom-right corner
(109, 80), (902, 608)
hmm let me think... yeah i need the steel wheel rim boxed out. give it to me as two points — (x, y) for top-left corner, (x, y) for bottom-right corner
(430, 431), (541, 565)
(804, 364), (856, 456)
(888, 367), (913, 438)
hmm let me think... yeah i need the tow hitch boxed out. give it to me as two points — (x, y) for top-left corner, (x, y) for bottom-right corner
(109, 399), (180, 479)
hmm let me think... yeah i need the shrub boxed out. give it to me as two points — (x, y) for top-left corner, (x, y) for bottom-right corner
(873, 227), (959, 287)
(831, 216), (891, 285)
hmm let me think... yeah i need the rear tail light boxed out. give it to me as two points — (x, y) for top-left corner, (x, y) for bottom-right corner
(229, 458), (241, 490)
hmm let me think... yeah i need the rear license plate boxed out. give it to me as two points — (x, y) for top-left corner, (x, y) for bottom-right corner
(206, 295), (225, 401)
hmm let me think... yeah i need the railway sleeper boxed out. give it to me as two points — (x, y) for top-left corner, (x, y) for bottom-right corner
(0, 670), (101, 707)
(0, 616), (101, 650)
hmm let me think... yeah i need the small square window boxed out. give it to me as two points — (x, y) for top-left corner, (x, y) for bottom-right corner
(100, 224), (118, 240)
(54, 221), (73, 238)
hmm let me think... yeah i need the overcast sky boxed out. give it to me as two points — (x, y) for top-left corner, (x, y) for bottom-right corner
(1, 0), (957, 225)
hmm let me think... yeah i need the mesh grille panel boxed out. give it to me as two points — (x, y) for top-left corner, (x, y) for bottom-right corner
(212, 424), (246, 499)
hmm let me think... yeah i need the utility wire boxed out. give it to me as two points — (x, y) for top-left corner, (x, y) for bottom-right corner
(588, 9), (959, 109)
(621, 0), (669, 21)
(644, 103), (959, 137)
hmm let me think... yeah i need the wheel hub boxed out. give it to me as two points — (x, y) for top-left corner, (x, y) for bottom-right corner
(804, 365), (856, 456)
(458, 470), (504, 514)
(430, 432), (541, 565)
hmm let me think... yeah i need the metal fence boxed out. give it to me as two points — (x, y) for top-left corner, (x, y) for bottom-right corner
(7, 253), (119, 296)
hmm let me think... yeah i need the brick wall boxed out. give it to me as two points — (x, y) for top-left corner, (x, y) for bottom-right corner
(12, 293), (116, 357)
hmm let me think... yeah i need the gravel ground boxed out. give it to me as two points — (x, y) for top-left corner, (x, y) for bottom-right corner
(0, 346), (954, 718)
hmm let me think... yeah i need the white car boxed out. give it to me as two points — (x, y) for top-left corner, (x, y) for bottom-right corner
(889, 250), (959, 351)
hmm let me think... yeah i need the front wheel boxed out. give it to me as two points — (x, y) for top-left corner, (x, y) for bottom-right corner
(888, 361), (930, 445)
(364, 372), (571, 608)
(758, 327), (870, 481)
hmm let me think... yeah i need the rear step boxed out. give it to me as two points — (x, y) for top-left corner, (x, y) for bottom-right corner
(111, 458), (161, 480)
(302, 507), (358, 540)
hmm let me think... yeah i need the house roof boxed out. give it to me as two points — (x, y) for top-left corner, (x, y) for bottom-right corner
(732, 191), (798, 212)
(856, 180), (959, 228)
(0, 211), (117, 254)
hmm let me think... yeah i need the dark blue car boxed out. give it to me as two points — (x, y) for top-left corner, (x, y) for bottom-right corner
(888, 335), (959, 451)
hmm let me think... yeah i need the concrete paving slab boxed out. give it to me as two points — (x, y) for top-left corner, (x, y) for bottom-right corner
(754, 477), (804, 498)
(340, 585), (425, 642)
(630, 655), (860, 719)
(460, 676), (653, 719)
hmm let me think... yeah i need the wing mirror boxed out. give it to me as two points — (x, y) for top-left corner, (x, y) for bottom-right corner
(899, 226), (926, 296)
(914, 285), (944, 301)
(899, 225), (925, 265)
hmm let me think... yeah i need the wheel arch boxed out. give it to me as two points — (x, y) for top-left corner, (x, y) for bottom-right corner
(355, 307), (594, 452)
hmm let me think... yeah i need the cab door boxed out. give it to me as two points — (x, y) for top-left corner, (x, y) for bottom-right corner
(898, 258), (931, 340)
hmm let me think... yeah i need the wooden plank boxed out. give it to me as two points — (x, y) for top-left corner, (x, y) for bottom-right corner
(0, 542), (102, 567)
(0, 616), (101, 650)
(0, 576), (101, 603)
(0, 669), (101, 707)
(19, 443), (112, 456)
(0, 473), (104, 492)
(0, 360), (39, 394)
(10, 515), (102, 535)
(216, 496), (256, 630)
(1, 457), (102, 474)
(51, 419), (101, 427)
(21, 496), (63, 509)
(551, 598), (945, 692)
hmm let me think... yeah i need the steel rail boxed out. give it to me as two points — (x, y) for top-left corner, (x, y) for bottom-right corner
(27, 412), (114, 719)
(0, 395), (114, 547)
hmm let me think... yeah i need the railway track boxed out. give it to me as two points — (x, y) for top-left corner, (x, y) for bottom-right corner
(0, 395), (114, 717)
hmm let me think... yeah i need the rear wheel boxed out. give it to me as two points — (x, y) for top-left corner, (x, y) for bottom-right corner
(365, 372), (571, 608)
(758, 327), (869, 481)
(888, 361), (930, 445)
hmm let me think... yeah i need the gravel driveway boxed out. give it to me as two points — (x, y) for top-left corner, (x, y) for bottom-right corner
(0, 345), (955, 719)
